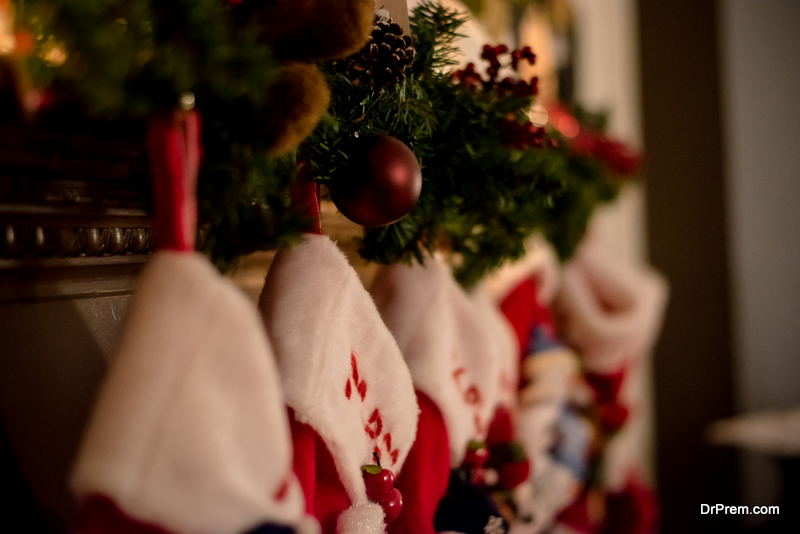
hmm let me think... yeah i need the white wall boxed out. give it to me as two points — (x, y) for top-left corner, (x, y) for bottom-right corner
(718, 0), (800, 519)
(719, 0), (800, 416)
(570, 0), (647, 265)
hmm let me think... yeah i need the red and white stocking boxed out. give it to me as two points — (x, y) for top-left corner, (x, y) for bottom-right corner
(71, 111), (316, 534)
(259, 234), (419, 534)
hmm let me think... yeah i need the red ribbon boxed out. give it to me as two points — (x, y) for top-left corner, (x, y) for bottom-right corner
(291, 160), (322, 235)
(146, 111), (202, 252)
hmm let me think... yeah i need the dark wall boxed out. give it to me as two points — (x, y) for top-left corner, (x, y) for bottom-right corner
(638, 1), (737, 532)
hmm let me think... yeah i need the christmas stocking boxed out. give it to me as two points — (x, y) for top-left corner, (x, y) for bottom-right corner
(554, 241), (667, 377)
(495, 242), (585, 534)
(554, 240), (667, 492)
(258, 233), (419, 534)
(370, 258), (511, 534)
(472, 286), (521, 450)
(70, 112), (316, 534)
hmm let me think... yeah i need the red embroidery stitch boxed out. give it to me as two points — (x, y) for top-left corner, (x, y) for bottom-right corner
(366, 409), (383, 438)
(373, 446), (381, 463)
(383, 433), (392, 451)
(274, 477), (290, 501)
(465, 385), (482, 405)
(346, 351), (368, 402)
(452, 367), (466, 386)
(473, 413), (488, 437)
(390, 449), (399, 464)
(351, 352), (360, 383)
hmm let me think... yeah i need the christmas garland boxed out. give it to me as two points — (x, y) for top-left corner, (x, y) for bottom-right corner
(306, 3), (561, 287)
(9, 0), (637, 283)
(306, 2), (636, 287)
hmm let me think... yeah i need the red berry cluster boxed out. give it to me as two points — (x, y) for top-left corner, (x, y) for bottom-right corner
(462, 439), (531, 491)
(452, 44), (538, 98)
(510, 46), (536, 70)
(570, 133), (642, 175)
(462, 440), (491, 484)
(500, 117), (548, 149)
(361, 453), (403, 524)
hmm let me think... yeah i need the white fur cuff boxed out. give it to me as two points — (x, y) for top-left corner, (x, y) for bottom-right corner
(336, 502), (385, 534)
(296, 515), (322, 534)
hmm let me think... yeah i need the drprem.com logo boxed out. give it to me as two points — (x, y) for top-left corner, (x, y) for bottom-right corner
(701, 504), (780, 515)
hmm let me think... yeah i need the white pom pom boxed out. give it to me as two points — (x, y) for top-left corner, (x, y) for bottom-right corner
(336, 502), (385, 534)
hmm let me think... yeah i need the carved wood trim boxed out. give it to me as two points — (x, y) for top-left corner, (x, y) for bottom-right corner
(0, 123), (154, 265)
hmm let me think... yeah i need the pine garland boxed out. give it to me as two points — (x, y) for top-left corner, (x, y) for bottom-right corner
(17, 0), (277, 118)
(11, 1), (637, 282)
(307, 2), (568, 287)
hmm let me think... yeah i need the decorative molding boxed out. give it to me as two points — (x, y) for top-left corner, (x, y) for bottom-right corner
(1, 225), (153, 260)
(0, 123), (154, 264)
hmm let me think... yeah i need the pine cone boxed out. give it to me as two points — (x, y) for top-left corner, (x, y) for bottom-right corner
(347, 9), (416, 92)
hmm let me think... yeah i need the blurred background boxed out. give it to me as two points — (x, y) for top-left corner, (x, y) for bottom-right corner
(1, 1), (799, 532)
(505, 0), (800, 531)
(421, 1), (800, 528)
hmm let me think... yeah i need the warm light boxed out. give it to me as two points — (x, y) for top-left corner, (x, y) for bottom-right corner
(557, 114), (579, 138)
(529, 105), (549, 127)
(549, 109), (580, 138)
(43, 44), (67, 66)
(0, 4), (14, 54)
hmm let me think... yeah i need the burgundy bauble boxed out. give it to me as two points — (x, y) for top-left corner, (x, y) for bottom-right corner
(381, 487), (404, 524)
(330, 135), (422, 227)
(363, 467), (395, 502)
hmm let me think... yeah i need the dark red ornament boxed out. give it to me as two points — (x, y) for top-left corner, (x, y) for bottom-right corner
(330, 135), (422, 227)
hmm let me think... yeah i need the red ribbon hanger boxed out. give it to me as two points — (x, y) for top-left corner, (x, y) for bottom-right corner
(145, 110), (202, 252)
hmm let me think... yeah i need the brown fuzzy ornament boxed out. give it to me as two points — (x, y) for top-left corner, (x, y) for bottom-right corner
(256, 0), (374, 61)
(263, 62), (330, 156)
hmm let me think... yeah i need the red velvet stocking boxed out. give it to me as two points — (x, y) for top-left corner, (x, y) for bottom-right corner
(287, 410), (350, 534)
(388, 392), (450, 534)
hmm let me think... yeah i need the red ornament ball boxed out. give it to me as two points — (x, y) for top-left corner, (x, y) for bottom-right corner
(330, 135), (422, 227)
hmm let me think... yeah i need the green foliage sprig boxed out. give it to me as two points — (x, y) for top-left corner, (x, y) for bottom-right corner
(308, 1), (568, 287)
(17, 0), (277, 117)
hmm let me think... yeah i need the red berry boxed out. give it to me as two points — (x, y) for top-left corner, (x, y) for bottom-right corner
(463, 441), (489, 470)
(362, 466), (395, 502)
(381, 487), (403, 524)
